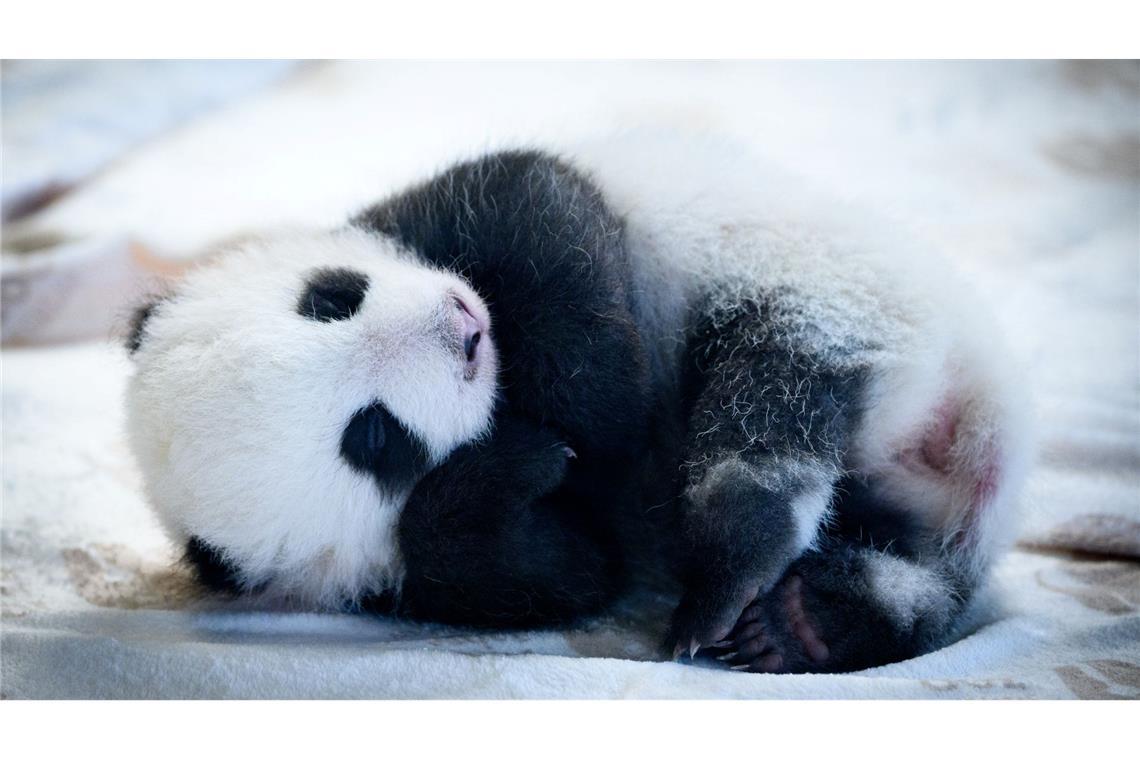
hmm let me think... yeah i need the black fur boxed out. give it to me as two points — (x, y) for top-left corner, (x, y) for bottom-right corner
(126, 296), (166, 353)
(297, 266), (369, 322)
(828, 475), (926, 560)
(184, 536), (243, 593)
(677, 298), (866, 476)
(394, 413), (617, 626)
(340, 401), (431, 493)
(780, 545), (945, 671)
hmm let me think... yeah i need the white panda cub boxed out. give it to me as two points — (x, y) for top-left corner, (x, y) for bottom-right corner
(125, 132), (1030, 674)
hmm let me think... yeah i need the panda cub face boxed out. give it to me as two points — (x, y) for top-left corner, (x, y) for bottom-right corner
(125, 228), (499, 606)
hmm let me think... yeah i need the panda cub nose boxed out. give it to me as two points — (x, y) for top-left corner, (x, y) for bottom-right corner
(465, 328), (481, 363)
(452, 295), (484, 366)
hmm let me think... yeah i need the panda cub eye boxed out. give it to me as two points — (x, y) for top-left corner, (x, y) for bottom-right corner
(340, 402), (431, 491)
(297, 267), (370, 322)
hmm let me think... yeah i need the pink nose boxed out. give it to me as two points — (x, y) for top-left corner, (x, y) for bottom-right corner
(454, 296), (483, 364)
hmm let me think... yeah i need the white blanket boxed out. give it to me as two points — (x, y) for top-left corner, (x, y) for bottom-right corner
(2, 61), (1138, 698)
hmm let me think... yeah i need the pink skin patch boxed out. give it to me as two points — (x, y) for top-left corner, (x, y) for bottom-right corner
(920, 397), (960, 474)
(900, 392), (1003, 549)
(783, 575), (829, 664)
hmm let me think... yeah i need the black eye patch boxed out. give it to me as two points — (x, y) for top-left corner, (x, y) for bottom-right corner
(340, 401), (431, 492)
(297, 267), (370, 322)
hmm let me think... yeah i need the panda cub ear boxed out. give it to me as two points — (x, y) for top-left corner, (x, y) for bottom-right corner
(125, 295), (169, 355)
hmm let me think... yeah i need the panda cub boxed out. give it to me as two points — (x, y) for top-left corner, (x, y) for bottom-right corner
(126, 133), (1029, 674)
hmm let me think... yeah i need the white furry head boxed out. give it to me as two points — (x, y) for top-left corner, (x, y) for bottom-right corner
(125, 227), (499, 607)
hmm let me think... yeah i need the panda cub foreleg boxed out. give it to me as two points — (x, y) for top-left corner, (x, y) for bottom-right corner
(667, 300), (860, 659)
(396, 413), (615, 627)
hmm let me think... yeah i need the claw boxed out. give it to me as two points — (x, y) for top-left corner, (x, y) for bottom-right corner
(672, 641), (686, 662)
(689, 638), (701, 660)
(730, 663), (753, 671)
(713, 638), (734, 648)
(716, 651), (738, 662)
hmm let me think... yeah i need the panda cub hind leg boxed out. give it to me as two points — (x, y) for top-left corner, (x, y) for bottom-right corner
(711, 485), (966, 674)
(666, 300), (862, 659)
(706, 354), (1023, 673)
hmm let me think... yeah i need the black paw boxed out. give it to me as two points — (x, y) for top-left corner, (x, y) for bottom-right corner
(397, 409), (610, 627)
(665, 574), (764, 661)
(667, 459), (808, 660)
(452, 414), (575, 502)
(708, 574), (833, 673)
(704, 550), (921, 674)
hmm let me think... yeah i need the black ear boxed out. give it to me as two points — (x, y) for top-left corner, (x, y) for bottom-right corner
(184, 536), (244, 593)
(125, 296), (167, 354)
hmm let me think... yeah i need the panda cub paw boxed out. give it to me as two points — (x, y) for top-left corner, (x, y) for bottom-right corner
(666, 576), (767, 662)
(460, 414), (576, 503)
(702, 548), (924, 675)
(710, 575), (831, 674)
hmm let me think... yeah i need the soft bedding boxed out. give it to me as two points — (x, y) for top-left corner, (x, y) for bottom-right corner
(2, 60), (1138, 698)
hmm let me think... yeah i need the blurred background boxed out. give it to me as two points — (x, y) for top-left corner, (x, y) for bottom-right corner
(4, 61), (1137, 346)
(2, 61), (1137, 697)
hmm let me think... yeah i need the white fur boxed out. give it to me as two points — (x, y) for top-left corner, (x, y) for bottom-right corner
(862, 551), (952, 631)
(792, 479), (835, 551)
(126, 227), (498, 606)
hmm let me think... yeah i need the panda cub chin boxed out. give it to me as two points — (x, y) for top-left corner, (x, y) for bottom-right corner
(126, 132), (1031, 674)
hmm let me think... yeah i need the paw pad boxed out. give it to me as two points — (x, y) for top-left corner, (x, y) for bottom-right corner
(705, 574), (830, 674)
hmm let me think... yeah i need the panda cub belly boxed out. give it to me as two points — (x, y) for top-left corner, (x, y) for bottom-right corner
(124, 133), (1029, 674)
